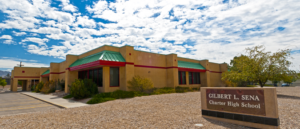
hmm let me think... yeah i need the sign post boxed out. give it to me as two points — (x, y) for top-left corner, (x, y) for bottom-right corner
(201, 87), (279, 129)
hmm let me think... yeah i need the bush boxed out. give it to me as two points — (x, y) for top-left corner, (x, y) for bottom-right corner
(35, 82), (44, 93)
(31, 85), (36, 91)
(69, 79), (98, 99)
(87, 90), (135, 104)
(110, 90), (135, 99)
(127, 75), (154, 93)
(83, 78), (99, 95)
(52, 79), (65, 91)
(246, 85), (256, 87)
(175, 86), (190, 93)
(152, 87), (175, 95)
(40, 80), (56, 94)
(224, 80), (238, 87)
(63, 94), (73, 99)
(191, 88), (199, 91)
(133, 91), (149, 97)
(87, 97), (116, 104)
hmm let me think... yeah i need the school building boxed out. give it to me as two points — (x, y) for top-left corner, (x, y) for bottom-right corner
(10, 45), (228, 93)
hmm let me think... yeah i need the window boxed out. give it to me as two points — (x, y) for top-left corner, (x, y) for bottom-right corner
(93, 69), (97, 85)
(178, 71), (186, 84)
(189, 72), (200, 84)
(78, 68), (103, 87)
(98, 68), (103, 87)
(89, 70), (93, 80)
(110, 67), (119, 86)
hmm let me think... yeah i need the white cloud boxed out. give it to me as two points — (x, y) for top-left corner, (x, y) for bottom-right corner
(0, 0), (299, 70)
(0, 35), (12, 40)
(74, 16), (96, 28)
(0, 57), (49, 69)
(0, 35), (14, 44)
(22, 37), (49, 46)
(13, 31), (26, 36)
(3, 40), (14, 44)
(59, 0), (77, 12)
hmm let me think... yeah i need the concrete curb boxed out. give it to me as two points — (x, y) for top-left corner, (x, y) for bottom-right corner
(20, 92), (67, 109)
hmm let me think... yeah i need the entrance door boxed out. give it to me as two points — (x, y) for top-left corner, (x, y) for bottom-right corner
(21, 80), (27, 91)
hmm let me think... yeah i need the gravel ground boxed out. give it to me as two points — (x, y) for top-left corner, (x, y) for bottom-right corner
(0, 87), (299, 129)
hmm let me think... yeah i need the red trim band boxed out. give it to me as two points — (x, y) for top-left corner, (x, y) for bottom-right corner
(100, 60), (126, 66)
(178, 68), (206, 72)
(66, 60), (224, 73)
(50, 71), (65, 74)
(14, 76), (40, 78)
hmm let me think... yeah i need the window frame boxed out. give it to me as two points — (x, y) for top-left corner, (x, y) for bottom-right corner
(189, 72), (200, 84)
(178, 71), (186, 85)
(78, 67), (103, 87)
(109, 67), (120, 87)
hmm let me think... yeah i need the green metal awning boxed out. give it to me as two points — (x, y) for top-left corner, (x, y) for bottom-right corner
(42, 70), (50, 75)
(69, 50), (125, 67)
(178, 61), (206, 70)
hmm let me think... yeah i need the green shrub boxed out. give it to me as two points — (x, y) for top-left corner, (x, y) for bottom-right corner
(152, 87), (175, 95)
(83, 79), (99, 95)
(87, 97), (116, 104)
(127, 75), (154, 93)
(192, 88), (199, 91)
(246, 85), (256, 87)
(110, 90), (135, 99)
(63, 94), (73, 99)
(70, 79), (99, 99)
(175, 86), (190, 93)
(133, 91), (149, 97)
(87, 90), (136, 104)
(35, 82), (44, 93)
(31, 85), (36, 91)
(40, 80), (56, 94)
(70, 79), (89, 99)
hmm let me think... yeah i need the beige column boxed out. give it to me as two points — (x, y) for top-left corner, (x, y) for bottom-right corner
(166, 54), (178, 88)
(65, 70), (78, 93)
(166, 68), (178, 88)
(102, 66), (110, 92)
(26, 79), (31, 91)
(206, 71), (211, 87)
(121, 64), (134, 91)
(185, 71), (189, 87)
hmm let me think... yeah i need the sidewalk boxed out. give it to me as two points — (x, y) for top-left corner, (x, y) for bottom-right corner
(21, 92), (89, 108)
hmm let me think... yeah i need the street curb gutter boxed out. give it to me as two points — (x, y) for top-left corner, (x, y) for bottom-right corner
(20, 93), (68, 109)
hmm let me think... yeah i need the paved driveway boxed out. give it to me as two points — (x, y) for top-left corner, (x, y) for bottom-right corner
(0, 92), (59, 116)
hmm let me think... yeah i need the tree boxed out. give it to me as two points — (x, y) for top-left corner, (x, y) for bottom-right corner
(222, 45), (298, 87)
(6, 73), (10, 77)
(0, 77), (7, 90)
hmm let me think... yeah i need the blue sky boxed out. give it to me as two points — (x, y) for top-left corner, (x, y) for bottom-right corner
(0, 0), (300, 72)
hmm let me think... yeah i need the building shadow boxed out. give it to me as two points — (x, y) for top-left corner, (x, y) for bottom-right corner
(277, 94), (300, 100)
(203, 117), (255, 129)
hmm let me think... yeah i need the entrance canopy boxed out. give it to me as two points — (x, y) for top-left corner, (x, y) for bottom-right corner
(68, 51), (126, 71)
(178, 61), (206, 72)
(41, 69), (50, 77)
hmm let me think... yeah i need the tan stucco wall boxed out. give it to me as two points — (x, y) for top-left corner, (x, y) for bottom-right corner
(134, 67), (167, 88)
(11, 67), (42, 91)
(13, 67), (41, 77)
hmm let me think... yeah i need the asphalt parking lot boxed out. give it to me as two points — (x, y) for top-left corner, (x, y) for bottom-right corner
(0, 92), (59, 116)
